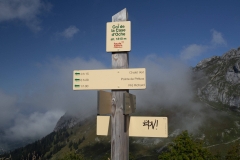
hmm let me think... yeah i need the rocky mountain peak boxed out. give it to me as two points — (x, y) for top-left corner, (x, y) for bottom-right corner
(222, 47), (240, 60)
(196, 56), (220, 69)
(194, 46), (240, 110)
(54, 113), (79, 132)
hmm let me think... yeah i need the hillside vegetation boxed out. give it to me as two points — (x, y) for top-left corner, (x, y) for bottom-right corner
(1, 104), (240, 160)
(1, 47), (240, 159)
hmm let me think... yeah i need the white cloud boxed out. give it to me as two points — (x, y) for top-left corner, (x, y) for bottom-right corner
(24, 57), (106, 113)
(131, 54), (211, 132)
(132, 55), (194, 108)
(0, 0), (51, 31)
(25, 55), (208, 134)
(59, 26), (79, 39)
(180, 44), (208, 60)
(0, 55), (219, 145)
(5, 110), (64, 140)
(211, 29), (227, 46)
(180, 29), (227, 61)
(0, 90), (63, 141)
(0, 90), (18, 128)
(1, 57), (106, 141)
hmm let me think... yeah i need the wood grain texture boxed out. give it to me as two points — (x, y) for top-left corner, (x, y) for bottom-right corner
(112, 8), (128, 22)
(97, 90), (111, 114)
(111, 8), (129, 160)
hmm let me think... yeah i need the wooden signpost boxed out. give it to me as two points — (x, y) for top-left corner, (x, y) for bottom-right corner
(110, 8), (130, 160)
(73, 8), (168, 160)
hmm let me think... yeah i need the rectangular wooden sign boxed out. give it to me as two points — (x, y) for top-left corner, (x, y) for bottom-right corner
(123, 92), (136, 114)
(96, 116), (168, 137)
(97, 91), (136, 114)
(73, 68), (146, 90)
(97, 90), (112, 115)
(97, 116), (111, 135)
(106, 21), (131, 52)
(129, 116), (168, 137)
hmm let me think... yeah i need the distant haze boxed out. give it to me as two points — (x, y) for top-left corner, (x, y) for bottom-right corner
(0, 54), (215, 141)
(1, 0), (239, 151)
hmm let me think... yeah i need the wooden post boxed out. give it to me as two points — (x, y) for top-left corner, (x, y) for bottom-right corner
(111, 8), (129, 160)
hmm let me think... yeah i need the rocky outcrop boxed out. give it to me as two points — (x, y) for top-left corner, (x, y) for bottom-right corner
(195, 56), (221, 69)
(193, 47), (240, 109)
(222, 48), (240, 60)
(54, 113), (79, 132)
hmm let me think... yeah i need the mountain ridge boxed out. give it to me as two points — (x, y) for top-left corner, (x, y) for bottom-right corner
(194, 47), (240, 110)
(1, 46), (240, 159)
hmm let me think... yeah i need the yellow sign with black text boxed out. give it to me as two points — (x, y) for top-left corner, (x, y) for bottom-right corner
(97, 116), (168, 137)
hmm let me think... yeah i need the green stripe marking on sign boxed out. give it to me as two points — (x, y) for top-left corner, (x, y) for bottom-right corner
(75, 79), (80, 81)
(75, 72), (80, 75)
(75, 85), (80, 87)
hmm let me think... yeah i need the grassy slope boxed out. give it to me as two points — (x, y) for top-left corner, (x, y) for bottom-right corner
(1, 100), (239, 159)
(48, 100), (240, 159)
(3, 55), (240, 159)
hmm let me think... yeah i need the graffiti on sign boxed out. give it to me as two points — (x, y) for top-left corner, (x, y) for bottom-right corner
(97, 116), (168, 137)
(143, 119), (158, 130)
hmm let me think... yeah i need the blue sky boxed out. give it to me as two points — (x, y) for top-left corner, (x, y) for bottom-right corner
(1, 0), (240, 92)
(0, 0), (240, 146)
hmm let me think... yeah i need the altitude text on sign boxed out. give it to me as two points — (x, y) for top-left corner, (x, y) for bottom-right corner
(73, 68), (146, 90)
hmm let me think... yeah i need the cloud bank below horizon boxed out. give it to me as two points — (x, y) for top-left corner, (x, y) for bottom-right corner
(0, 48), (224, 144)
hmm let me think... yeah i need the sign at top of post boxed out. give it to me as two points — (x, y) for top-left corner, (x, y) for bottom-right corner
(106, 21), (131, 52)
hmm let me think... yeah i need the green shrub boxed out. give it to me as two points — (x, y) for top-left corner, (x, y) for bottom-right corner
(159, 130), (215, 160)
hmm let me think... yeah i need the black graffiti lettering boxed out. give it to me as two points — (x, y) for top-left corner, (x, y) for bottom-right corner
(143, 120), (150, 129)
(143, 119), (158, 130)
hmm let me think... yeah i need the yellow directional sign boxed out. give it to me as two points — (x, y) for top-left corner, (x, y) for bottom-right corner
(73, 68), (146, 90)
(96, 116), (168, 137)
